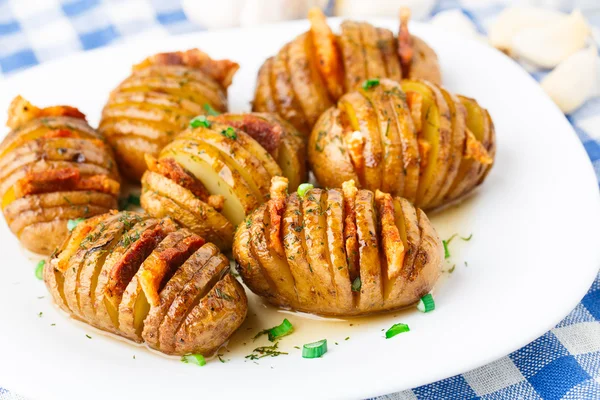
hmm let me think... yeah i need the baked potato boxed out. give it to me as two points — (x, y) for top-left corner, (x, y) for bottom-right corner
(252, 8), (441, 135)
(0, 96), (120, 255)
(233, 177), (442, 316)
(44, 210), (247, 356)
(308, 78), (495, 210)
(99, 49), (240, 181)
(140, 112), (307, 250)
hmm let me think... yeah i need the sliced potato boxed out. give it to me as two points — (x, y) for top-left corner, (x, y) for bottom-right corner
(252, 57), (278, 114)
(339, 21), (368, 91)
(376, 27), (402, 82)
(359, 22), (388, 80)
(407, 36), (442, 85)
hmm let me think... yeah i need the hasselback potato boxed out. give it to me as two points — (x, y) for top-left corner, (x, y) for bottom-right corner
(233, 177), (442, 316)
(44, 211), (247, 356)
(141, 112), (306, 251)
(308, 78), (495, 210)
(0, 96), (120, 255)
(99, 49), (240, 181)
(252, 8), (441, 135)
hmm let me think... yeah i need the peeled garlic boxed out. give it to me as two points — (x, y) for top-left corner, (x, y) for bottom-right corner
(541, 45), (598, 114)
(430, 10), (487, 43)
(513, 10), (591, 69)
(488, 6), (566, 54)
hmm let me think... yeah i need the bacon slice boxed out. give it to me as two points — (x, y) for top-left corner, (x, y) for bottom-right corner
(342, 180), (359, 281)
(375, 190), (405, 280)
(7, 96), (86, 130)
(397, 8), (414, 78)
(211, 114), (282, 155)
(464, 129), (493, 165)
(132, 49), (240, 89)
(267, 176), (288, 257)
(145, 155), (224, 211)
(14, 168), (120, 198)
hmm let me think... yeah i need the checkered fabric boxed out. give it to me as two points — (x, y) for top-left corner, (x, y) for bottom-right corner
(0, 1), (599, 399)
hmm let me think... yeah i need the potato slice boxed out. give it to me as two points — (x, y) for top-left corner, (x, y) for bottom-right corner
(360, 82), (404, 194)
(339, 21), (368, 91)
(376, 27), (402, 82)
(325, 188), (353, 311)
(163, 140), (259, 225)
(107, 90), (204, 116)
(405, 209), (442, 298)
(401, 80), (452, 208)
(105, 135), (161, 181)
(92, 218), (169, 332)
(355, 189), (384, 311)
(308, 107), (359, 189)
(288, 33), (334, 128)
(308, 7), (344, 100)
(270, 43), (310, 135)
(131, 64), (226, 95)
(407, 36), (442, 85)
(158, 251), (229, 354)
(428, 88), (467, 208)
(249, 205), (297, 306)
(142, 242), (219, 350)
(445, 96), (494, 202)
(182, 125), (272, 202)
(359, 22), (388, 80)
(175, 274), (247, 356)
(339, 91), (383, 190)
(119, 230), (204, 341)
(78, 212), (147, 322)
(101, 103), (191, 132)
(302, 189), (337, 308)
(252, 58), (278, 114)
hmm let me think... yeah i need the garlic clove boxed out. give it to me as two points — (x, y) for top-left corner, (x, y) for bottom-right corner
(513, 9), (591, 69)
(430, 10), (488, 43)
(541, 45), (598, 114)
(488, 6), (566, 54)
(182, 0), (244, 29)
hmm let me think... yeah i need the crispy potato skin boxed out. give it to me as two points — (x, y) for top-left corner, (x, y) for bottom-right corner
(252, 12), (441, 134)
(140, 112), (306, 251)
(308, 79), (495, 211)
(233, 179), (442, 317)
(99, 49), (239, 181)
(43, 211), (247, 356)
(0, 97), (120, 255)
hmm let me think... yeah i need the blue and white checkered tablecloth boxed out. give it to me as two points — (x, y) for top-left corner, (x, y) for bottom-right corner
(0, 0), (599, 399)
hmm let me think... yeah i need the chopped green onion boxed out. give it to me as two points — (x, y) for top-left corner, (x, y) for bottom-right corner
(204, 103), (220, 116)
(190, 115), (211, 128)
(461, 233), (473, 241)
(268, 319), (294, 341)
(385, 323), (410, 339)
(297, 183), (314, 197)
(67, 218), (85, 232)
(351, 276), (361, 292)
(302, 339), (327, 358)
(362, 78), (380, 90)
(35, 260), (45, 280)
(181, 354), (206, 366)
(221, 127), (237, 140)
(417, 293), (435, 313)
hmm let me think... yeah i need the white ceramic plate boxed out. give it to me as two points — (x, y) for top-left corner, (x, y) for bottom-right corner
(0, 18), (598, 400)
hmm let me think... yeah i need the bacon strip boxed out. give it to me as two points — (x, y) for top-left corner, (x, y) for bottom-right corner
(267, 176), (288, 258)
(397, 8), (414, 78)
(145, 155), (224, 211)
(375, 190), (405, 280)
(7, 96), (86, 130)
(14, 168), (120, 198)
(212, 114), (282, 155)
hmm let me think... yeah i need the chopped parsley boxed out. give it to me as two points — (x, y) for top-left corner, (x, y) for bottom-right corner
(245, 342), (288, 360)
(86, 334), (92, 339)
(351, 276), (361, 292)
(215, 288), (234, 301)
(443, 233), (473, 259)
(190, 115), (211, 128)
(362, 78), (380, 90)
(221, 127), (237, 140)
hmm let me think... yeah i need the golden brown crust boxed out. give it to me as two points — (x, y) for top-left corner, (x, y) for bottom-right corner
(44, 211), (247, 356)
(1, 97), (120, 255)
(233, 179), (442, 316)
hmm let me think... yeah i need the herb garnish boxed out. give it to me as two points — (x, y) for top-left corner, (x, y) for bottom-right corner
(35, 260), (45, 280)
(181, 354), (206, 366)
(67, 218), (85, 232)
(221, 127), (237, 140)
(215, 288), (234, 301)
(245, 342), (288, 360)
(190, 115), (211, 128)
(204, 103), (220, 116)
(351, 277), (361, 292)
(362, 78), (380, 89)
(442, 233), (473, 259)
